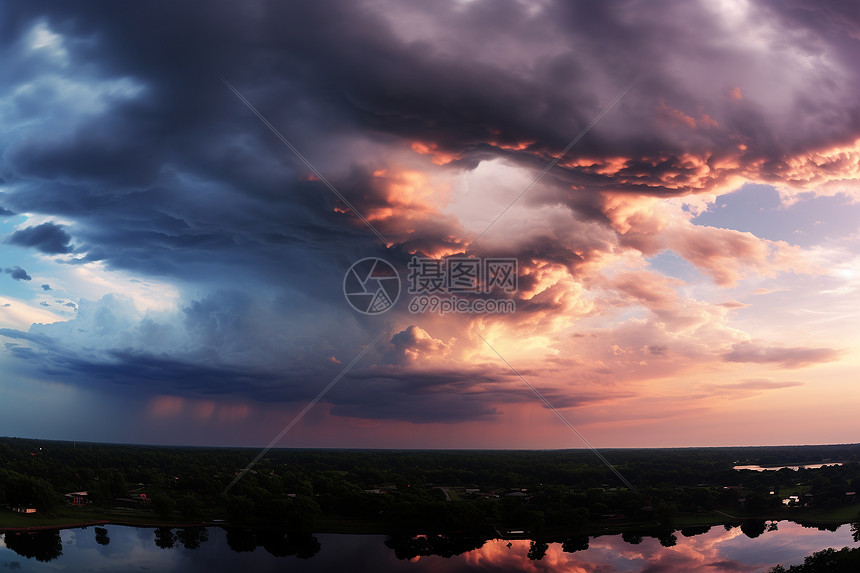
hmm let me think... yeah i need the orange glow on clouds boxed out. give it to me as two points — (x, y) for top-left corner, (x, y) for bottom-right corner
(148, 395), (184, 417)
(410, 141), (459, 165)
(147, 395), (251, 423)
(488, 140), (535, 151)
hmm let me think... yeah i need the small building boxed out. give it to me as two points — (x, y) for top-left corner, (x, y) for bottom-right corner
(12, 506), (37, 514)
(494, 527), (531, 540)
(65, 491), (90, 506)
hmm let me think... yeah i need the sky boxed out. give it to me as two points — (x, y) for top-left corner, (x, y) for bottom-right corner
(0, 0), (858, 449)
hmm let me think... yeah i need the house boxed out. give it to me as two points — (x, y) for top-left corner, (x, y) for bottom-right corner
(12, 506), (37, 514)
(65, 491), (90, 506)
(845, 491), (857, 503)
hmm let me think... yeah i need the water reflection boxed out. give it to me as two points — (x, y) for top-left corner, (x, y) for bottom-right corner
(462, 522), (857, 572)
(0, 522), (856, 572)
(2, 530), (62, 562)
(176, 527), (209, 550)
(95, 526), (111, 546)
(734, 463), (844, 471)
(384, 533), (486, 559)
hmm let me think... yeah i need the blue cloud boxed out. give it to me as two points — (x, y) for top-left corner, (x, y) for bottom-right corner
(7, 222), (73, 254)
(3, 266), (32, 281)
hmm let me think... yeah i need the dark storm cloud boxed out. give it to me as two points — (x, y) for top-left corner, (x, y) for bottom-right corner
(1, 0), (858, 424)
(0, 206), (14, 216)
(0, 299), (616, 423)
(7, 222), (73, 254)
(1, 0), (385, 286)
(3, 266), (32, 281)
(41, 283), (51, 290)
(0, 324), (501, 421)
(3, 0), (858, 273)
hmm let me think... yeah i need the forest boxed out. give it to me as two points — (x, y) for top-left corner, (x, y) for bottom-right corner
(2, 437), (860, 539)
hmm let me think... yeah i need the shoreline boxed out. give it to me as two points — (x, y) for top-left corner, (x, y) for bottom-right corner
(0, 519), (214, 534)
(2, 511), (857, 538)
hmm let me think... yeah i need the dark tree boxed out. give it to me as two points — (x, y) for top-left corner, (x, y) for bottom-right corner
(225, 528), (257, 553)
(657, 531), (677, 547)
(562, 535), (590, 552)
(527, 540), (549, 561)
(621, 531), (642, 545)
(3, 530), (63, 562)
(154, 527), (176, 549)
(176, 527), (209, 550)
(257, 530), (321, 559)
(741, 520), (767, 539)
(95, 527), (110, 546)
(769, 547), (860, 572)
(383, 534), (485, 560)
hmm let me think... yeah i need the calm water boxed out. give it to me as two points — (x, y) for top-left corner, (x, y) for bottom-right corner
(0, 521), (857, 572)
(733, 463), (844, 471)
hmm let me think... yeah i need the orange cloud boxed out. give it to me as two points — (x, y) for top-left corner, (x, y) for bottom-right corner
(410, 141), (459, 165)
(488, 140), (535, 151)
(602, 193), (821, 286)
(386, 325), (454, 364)
(657, 99), (697, 129)
(772, 138), (860, 201)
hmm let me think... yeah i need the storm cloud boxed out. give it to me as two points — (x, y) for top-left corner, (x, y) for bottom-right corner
(7, 222), (73, 254)
(3, 266), (32, 281)
(0, 0), (858, 446)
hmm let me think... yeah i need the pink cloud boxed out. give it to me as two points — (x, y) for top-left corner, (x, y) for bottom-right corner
(701, 378), (804, 398)
(386, 325), (454, 364)
(722, 341), (841, 368)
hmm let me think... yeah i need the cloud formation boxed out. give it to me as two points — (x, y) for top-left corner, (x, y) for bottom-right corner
(7, 222), (73, 254)
(3, 266), (32, 281)
(722, 342), (841, 369)
(0, 0), (857, 446)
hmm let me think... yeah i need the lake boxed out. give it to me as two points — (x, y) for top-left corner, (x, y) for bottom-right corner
(733, 463), (844, 471)
(0, 521), (857, 572)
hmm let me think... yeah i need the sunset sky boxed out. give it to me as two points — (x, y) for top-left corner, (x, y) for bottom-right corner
(0, 0), (858, 449)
